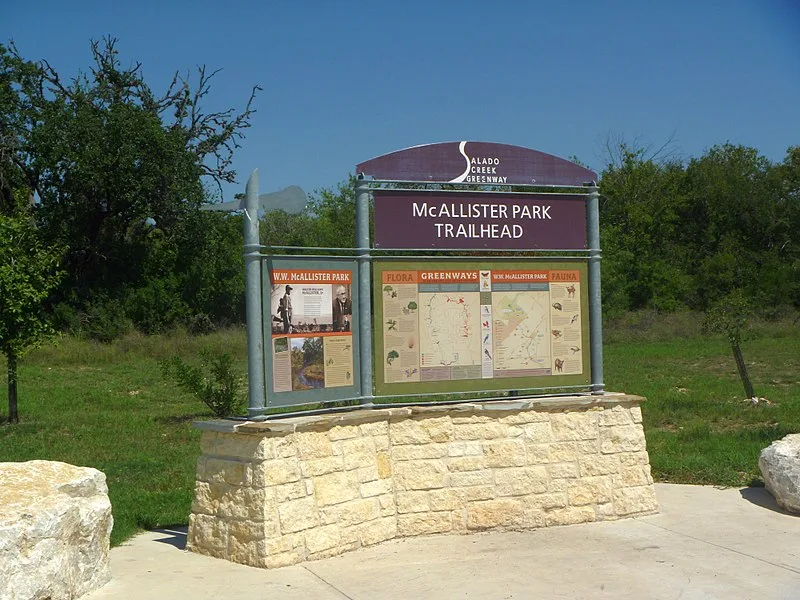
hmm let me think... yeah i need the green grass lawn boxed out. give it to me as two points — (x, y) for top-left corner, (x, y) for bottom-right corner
(1, 314), (798, 545)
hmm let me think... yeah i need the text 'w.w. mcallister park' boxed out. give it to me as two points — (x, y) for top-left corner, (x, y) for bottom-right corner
(186, 141), (659, 569)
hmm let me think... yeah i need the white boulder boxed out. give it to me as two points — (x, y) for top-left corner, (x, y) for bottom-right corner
(0, 460), (113, 600)
(759, 434), (800, 514)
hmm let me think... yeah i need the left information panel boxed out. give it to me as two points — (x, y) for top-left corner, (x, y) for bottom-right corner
(262, 257), (361, 408)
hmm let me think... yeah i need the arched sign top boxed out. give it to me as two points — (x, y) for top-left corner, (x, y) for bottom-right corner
(357, 141), (597, 187)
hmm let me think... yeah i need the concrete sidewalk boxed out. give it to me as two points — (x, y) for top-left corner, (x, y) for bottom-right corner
(86, 484), (800, 599)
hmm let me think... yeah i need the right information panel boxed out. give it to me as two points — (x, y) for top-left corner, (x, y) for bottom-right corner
(374, 260), (590, 397)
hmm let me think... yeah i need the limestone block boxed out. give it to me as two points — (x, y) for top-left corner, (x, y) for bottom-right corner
(600, 425), (646, 454)
(447, 456), (486, 472)
(630, 406), (643, 424)
(397, 512), (453, 536)
(394, 460), (448, 490)
(296, 432), (334, 459)
(466, 498), (523, 530)
(544, 506), (596, 527)
(274, 481), (308, 503)
(203, 431), (275, 461)
(419, 417), (455, 442)
(428, 488), (465, 512)
(389, 419), (432, 444)
(499, 411), (550, 424)
(547, 462), (579, 479)
(520, 421), (552, 443)
(396, 491), (431, 514)
(227, 535), (267, 568)
(258, 459), (301, 486)
(550, 412), (599, 441)
(304, 523), (342, 554)
(449, 469), (493, 488)
(359, 420), (389, 438)
(598, 405), (633, 427)
(300, 455), (344, 478)
(454, 422), (508, 440)
(548, 442), (578, 462)
(356, 465), (379, 483)
(377, 451), (392, 478)
(392, 443), (448, 461)
(483, 439), (526, 467)
(526, 492), (568, 510)
(188, 513), (228, 556)
(0, 461), (113, 600)
(360, 517), (397, 546)
(360, 478), (393, 498)
(613, 486), (658, 516)
(341, 437), (377, 470)
(199, 457), (250, 487)
(463, 485), (496, 502)
(335, 498), (381, 527)
(495, 466), (549, 496)
(314, 471), (360, 506)
(567, 476), (613, 506)
(525, 444), (551, 464)
(759, 434), (800, 514)
(579, 454), (620, 477)
(619, 465), (654, 487)
(278, 497), (319, 533)
(329, 425), (359, 441)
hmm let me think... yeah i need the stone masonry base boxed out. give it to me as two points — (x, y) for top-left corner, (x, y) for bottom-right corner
(187, 394), (657, 569)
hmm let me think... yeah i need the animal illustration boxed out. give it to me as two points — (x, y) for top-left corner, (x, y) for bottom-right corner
(552, 302), (562, 311)
(552, 329), (562, 339)
(484, 348), (493, 360)
(567, 284), (576, 298)
(570, 314), (578, 324)
(554, 358), (564, 372)
(569, 346), (580, 353)
(404, 368), (418, 378)
(387, 319), (397, 331)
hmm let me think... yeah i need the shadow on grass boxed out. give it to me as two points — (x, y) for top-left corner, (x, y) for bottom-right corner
(158, 412), (214, 425)
(739, 487), (796, 516)
(152, 526), (188, 550)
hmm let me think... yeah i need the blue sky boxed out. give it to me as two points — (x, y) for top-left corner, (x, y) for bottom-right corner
(6, 1), (799, 200)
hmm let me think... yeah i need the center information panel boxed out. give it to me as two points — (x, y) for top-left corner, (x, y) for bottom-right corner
(373, 260), (590, 397)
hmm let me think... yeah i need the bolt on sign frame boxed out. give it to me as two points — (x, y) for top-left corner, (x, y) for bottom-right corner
(243, 142), (602, 419)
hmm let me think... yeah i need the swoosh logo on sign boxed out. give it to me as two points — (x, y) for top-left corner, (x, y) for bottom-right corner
(449, 141), (470, 183)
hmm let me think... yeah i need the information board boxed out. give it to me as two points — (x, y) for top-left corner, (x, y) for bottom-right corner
(262, 257), (361, 408)
(373, 260), (590, 397)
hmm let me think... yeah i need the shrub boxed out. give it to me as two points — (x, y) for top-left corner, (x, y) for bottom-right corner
(160, 351), (244, 417)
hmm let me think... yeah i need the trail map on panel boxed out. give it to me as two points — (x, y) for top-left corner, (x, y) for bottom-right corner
(381, 268), (583, 385)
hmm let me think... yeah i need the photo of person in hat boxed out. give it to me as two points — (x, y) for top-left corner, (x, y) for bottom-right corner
(277, 284), (293, 333)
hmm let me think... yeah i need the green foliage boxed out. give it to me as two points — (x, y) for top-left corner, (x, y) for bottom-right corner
(160, 352), (244, 417)
(599, 142), (800, 317)
(0, 210), (65, 421)
(0, 38), (255, 335)
(0, 213), (64, 357)
(703, 289), (752, 345)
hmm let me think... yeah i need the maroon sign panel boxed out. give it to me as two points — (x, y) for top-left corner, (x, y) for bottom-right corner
(373, 191), (587, 250)
(357, 141), (597, 186)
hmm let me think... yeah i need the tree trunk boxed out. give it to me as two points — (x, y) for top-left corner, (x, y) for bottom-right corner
(8, 352), (19, 423)
(731, 341), (755, 399)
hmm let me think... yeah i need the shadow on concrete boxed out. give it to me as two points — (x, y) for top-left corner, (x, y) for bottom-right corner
(739, 486), (795, 516)
(152, 527), (188, 550)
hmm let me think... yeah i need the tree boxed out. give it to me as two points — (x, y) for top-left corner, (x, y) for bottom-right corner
(704, 290), (756, 400)
(0, 209), (64, 422)
(0, 37), (259, 333)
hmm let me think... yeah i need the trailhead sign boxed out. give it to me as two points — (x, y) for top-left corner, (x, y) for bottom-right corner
(246, 141), (602, 415)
